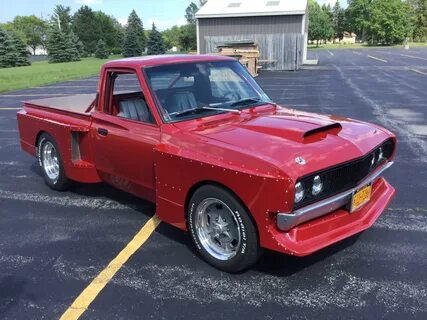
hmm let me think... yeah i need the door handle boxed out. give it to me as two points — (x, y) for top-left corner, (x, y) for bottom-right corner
(97, 128), (108, 136)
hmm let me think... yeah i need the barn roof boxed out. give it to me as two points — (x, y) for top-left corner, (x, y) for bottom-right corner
(195, 0), (308, 19)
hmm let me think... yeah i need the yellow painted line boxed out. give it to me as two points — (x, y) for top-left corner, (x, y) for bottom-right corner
(408, 68), (427, 75)
(0, 107), (21, 110)
(401, 54), (427, 61)
(60, 215), (161, 320)
(368, 55), (388, 63)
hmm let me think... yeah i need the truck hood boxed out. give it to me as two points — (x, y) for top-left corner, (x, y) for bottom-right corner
(180, 106), (391, 179)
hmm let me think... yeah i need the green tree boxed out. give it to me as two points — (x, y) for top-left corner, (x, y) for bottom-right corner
(125, 10), (146, 53)
(185, 2), (199, 24)
(162, 25), (182, 50)
(95, 39), (109, 59)
(346, 0), (373, 41)
(0, 27), (17, 68)
(8, 15), (47, 55)
(72, 6), (101, 54)
(64, 32), (80, 61)
(95, 12), (123, 53)
(50, 5), (73, 34)
(0, 27), (30, 68)
(332, 0), (346, 41)
(10, 31), (31, 66)
(408, 0), (427, 41)
(367, 0), (412, 45)
(109, 18), (124, 54)
(123, 31), (141, 57)
(147, 23), (166, 55)
(308, 0), (333, 46)
(46, 27), (80, 63)
(178, 23), (197, 51)
(70, 31), (85, 57)
(122, 11), (144, 57)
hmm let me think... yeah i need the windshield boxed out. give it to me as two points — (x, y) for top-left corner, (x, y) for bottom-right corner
(144, 61), (271, 122)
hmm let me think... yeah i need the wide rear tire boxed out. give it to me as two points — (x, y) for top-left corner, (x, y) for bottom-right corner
(37, 133), (71, 191)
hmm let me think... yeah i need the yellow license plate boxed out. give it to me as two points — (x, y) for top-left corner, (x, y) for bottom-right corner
(351, 184), (372, 212)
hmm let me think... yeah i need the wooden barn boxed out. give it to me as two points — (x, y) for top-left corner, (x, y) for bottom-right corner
(195, 0), (309, 71)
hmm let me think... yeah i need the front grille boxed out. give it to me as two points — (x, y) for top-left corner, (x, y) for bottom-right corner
(294, 139), (395, 210)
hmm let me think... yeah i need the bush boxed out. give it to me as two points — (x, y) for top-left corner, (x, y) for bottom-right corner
(110, 47), (123, 55)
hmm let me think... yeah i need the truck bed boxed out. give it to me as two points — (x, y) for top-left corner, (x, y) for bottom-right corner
(24, 94), (96, 116)
(18, 93), (100, 184)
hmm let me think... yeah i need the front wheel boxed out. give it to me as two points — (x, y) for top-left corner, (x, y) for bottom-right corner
(187, 185), (262, 273)
(38, 133), (70, 191)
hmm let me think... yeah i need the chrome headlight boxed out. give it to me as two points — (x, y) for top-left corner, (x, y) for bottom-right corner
(312, 175), (323, 195)
(294, 182), (305, 203)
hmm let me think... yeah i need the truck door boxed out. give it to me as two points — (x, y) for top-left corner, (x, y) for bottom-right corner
(90, 68), (160, 202)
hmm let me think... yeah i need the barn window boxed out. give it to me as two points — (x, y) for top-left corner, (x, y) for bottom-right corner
(227, 2), (241, 8)
(266, 1), (280, 6)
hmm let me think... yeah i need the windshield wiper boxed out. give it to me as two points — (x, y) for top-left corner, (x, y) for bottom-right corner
(170, 105), (240, 118)
(230, 97), (264, 108)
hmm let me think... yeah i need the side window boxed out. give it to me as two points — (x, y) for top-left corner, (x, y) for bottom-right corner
(105, 71), (154, 124)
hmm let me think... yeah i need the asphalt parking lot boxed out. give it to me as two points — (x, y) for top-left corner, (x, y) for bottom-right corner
(1, 47), (426, 319)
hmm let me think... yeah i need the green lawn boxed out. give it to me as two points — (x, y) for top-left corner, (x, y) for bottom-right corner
(308, 42), (427, 50)
(0, 56), (121, 93)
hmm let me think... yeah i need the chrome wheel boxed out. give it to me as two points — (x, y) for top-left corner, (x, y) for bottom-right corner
(41, 141), (60, 183)
(195, 198), (241, 261)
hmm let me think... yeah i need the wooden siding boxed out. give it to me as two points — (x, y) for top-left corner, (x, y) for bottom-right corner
(199, 15), (304, 37)
(198, 15), (306, 70)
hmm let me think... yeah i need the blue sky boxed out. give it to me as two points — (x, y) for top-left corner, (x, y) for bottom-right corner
(0, 0), (193, 30)
(0, 0), (340, 30)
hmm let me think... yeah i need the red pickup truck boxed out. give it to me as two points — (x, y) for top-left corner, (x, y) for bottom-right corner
(17, 55), (396, 272)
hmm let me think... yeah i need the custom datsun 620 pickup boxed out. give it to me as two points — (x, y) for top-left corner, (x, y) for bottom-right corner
(17, 55), (396, 272)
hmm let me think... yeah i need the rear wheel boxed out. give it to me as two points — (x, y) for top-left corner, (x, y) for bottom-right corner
(38, 133), (70, 191)
(187, 185), (261, 273)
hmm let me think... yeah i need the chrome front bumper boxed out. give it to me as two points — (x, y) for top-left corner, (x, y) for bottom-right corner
(277, 161), (394, 231)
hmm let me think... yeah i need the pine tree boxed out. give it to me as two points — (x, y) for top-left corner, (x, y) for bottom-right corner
(47, 28), (67, 63)
(126, 10), (147, 55)
(47, 27), (80, 63)
(65, 32), (80, 62)
(95, 39), (109, 59)
(123, 26), (142, 57)
(70, 31), (85, 58)
(0, 27), (30, 68)
(0, 27), (17, 68)
(10, 32), (31, 66)
(147, 23), (166, 55)
(332, 0), (345, 41)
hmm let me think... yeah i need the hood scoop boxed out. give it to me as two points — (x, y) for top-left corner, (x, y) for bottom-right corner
(303, 123), (342, 138)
